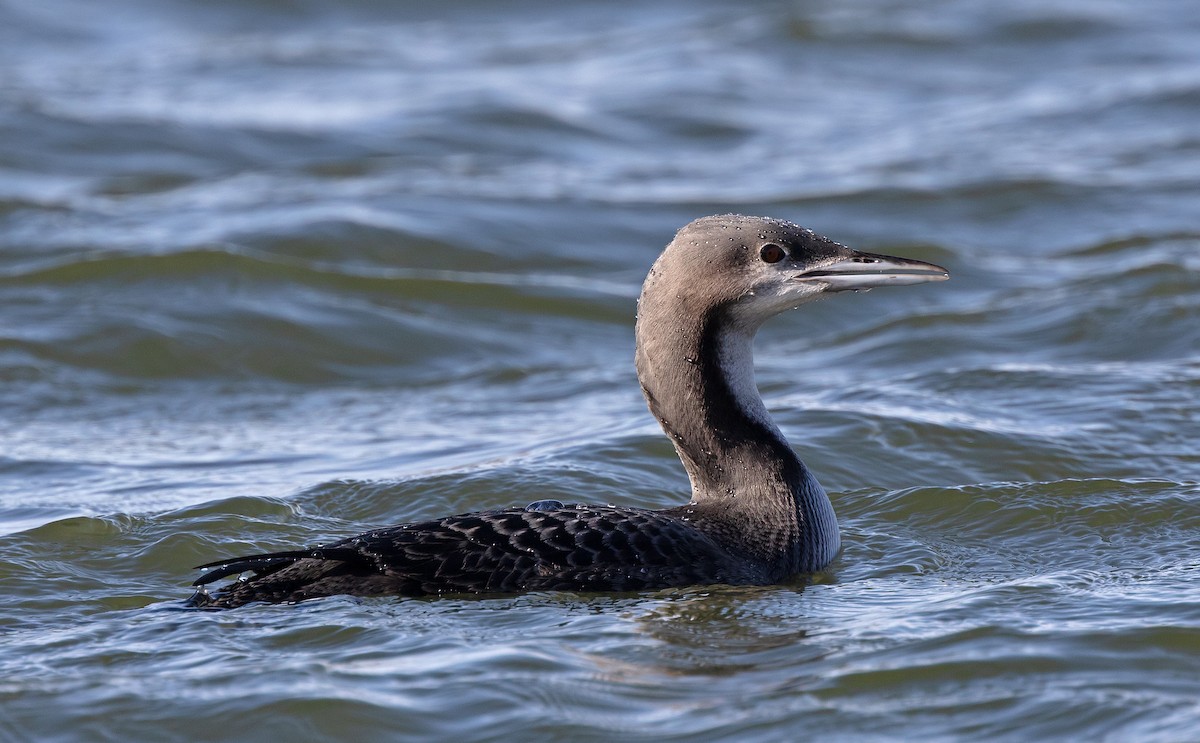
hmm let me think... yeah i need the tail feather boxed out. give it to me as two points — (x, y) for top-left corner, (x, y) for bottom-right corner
(192, 547), (371, 587)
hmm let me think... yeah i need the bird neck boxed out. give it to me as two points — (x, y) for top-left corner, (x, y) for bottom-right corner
(634, 305), (840, 573)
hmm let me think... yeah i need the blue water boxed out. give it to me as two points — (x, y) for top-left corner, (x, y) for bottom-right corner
(2, 1), (1199, 740)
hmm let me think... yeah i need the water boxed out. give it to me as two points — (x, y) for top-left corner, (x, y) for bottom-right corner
(2, 0), (1198, 739)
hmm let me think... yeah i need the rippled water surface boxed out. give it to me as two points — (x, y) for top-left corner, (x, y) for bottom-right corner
(2, 0), (1199, 740)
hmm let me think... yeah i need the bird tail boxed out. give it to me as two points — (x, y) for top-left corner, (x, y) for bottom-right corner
(192, 550), (315, 586)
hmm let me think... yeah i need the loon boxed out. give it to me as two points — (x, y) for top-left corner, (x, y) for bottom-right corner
(189, 215), (948, 608)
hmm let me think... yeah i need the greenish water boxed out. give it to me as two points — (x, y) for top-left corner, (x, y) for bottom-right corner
(2, 1), (1199, 740)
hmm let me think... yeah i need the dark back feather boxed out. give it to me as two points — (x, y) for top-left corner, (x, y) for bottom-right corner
(190, 505), (767, 608)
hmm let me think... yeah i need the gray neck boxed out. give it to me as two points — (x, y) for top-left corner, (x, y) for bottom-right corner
(635, 304), (840, 574)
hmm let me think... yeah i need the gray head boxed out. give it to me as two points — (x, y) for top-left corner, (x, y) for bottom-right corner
(639, 214), (949, 334)
(633, 215), (947, 572)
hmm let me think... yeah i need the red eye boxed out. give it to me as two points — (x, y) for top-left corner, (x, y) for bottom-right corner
(759, 244), (785, 264)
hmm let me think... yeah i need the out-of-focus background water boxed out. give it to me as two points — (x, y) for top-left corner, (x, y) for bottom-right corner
(1, 0), (1198, 740)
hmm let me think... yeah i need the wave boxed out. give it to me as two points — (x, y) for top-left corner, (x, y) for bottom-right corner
(0, 242), (635, 383)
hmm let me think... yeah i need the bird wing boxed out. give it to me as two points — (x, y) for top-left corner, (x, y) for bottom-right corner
(191, 505), (747, 607)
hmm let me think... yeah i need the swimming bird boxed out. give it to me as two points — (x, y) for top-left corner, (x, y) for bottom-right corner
(188, 214), (948, 608)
